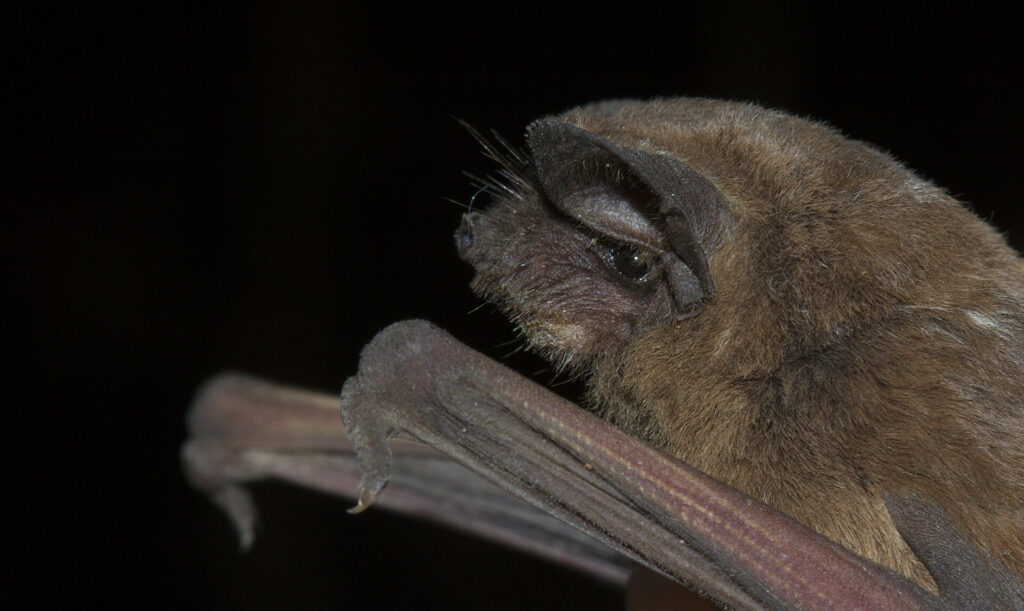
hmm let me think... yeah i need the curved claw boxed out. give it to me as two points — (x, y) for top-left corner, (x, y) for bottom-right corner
(339, 368), (393, 515)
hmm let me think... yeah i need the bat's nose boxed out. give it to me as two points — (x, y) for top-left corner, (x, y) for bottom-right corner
(455, 213), (478, 261)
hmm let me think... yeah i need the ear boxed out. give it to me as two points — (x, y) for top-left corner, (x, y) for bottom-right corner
(526, 120), (727, 317)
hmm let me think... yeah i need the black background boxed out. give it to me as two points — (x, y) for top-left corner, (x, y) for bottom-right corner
(8, 4), (1024, 609)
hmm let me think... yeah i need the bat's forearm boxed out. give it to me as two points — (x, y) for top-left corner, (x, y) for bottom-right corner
(340, 320), (941, 610)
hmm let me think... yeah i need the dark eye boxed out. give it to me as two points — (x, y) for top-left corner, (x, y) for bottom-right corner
(608, 244), (652, 281)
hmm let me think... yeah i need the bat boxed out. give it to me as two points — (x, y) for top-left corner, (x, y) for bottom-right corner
(183, 98), (1024, 609)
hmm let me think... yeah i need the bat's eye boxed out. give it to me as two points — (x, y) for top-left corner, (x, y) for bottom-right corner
(586, 233), (656, 282)
(608, 245), (652, 281)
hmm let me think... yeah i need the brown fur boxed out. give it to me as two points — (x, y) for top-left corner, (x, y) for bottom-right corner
(458, 98), (1024, 590)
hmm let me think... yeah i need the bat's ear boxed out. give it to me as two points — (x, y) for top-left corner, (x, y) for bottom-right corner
(526, 120), (728, 317)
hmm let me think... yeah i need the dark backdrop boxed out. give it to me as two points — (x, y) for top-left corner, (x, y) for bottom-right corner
(8, 4), (1024, 609)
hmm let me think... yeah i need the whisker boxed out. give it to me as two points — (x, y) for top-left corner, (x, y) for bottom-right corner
(467, 184), (488, 214)
(501, 344), (526, 359)
(456, 118), (538, 201)
(444, 196), (470, 210)
(493, 336), (522, 348)
(466, 302), (488, 315)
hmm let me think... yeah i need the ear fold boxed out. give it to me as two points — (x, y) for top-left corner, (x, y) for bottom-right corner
(526, 120), (727, 316)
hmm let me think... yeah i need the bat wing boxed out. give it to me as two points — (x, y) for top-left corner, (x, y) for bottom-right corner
(183, 320), (1024, 609)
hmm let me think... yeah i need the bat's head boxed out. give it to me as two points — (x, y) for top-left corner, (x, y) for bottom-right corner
(455, 98), (1022, 453)
(456, 105), (729, 371)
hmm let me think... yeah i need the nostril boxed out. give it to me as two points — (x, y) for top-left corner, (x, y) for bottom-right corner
(455, 215), (475, 259)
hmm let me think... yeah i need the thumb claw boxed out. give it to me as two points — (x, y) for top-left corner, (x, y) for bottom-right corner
(340, 375), (395, 515)
(348, 484), (383, 515)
